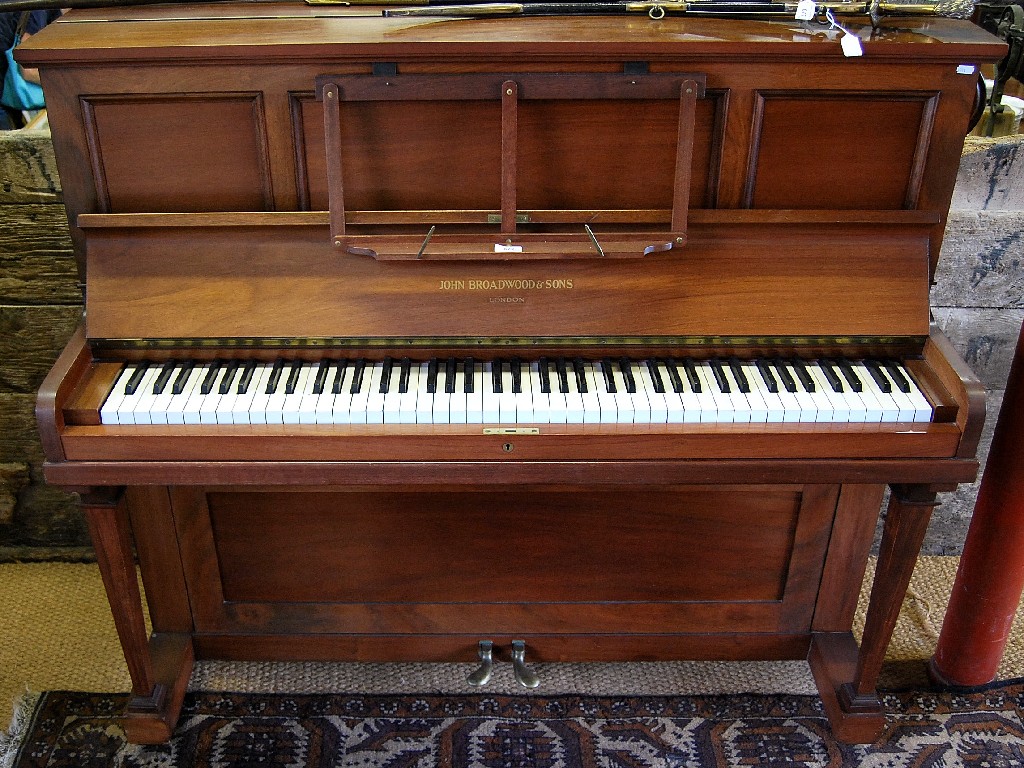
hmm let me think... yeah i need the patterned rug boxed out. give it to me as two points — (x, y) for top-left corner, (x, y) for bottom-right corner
(6, 683), (1024, 767)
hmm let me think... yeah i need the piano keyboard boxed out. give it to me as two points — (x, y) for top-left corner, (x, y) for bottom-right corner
(97, 357), (934, 426)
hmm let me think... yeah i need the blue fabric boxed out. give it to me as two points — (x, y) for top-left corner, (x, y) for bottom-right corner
(2, 34), (44, 111)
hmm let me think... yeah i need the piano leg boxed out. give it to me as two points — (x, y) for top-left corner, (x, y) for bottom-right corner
(82, 488), (194, 744)
(809, 483), (938, 742)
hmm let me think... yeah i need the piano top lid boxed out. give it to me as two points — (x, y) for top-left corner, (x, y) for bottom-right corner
(17, 2), (1006, 66)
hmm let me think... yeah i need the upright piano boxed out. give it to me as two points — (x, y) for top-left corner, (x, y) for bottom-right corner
(20, 3), (1004, 743)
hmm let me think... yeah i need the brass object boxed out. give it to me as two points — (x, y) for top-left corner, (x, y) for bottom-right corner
(511, 640), (540, 688)
(467, 640), (494, 686)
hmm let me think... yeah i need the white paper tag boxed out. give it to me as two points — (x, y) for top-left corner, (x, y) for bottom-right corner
(795, 0), (816, 20)
(840, 32), (863, 57)
(957, 64), (976, 75)
(494, 243), (524, 253)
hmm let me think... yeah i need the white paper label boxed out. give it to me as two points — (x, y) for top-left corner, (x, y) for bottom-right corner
(494, 243), (524, 253)
(840, 33), (863, 57)
(795, 0), (816, 20)
(957, 64), (977, 75)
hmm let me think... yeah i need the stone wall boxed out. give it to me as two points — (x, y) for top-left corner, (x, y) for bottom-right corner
(926, 135), (1024, 553)
(0, 130), (1020, 560)
(0, 130), (86, 560)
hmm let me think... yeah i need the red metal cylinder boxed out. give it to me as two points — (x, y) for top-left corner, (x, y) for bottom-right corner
(931, 320), (1024, 687)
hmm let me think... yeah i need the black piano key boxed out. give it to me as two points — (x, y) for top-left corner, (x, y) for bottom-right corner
(349, 359), (367, 394)
(538, 357), (551, 394)
(200, 361), (223, 395)
(313, 360), (331, 395)
(510, 358), (523, 394)
(463, 358), (475, 393)
(883, 361), (913, 393)
(755, 359), (779, 393)
(426, 358), (439, 394)
(773, 360), (798, 393)
(380, 357), (395, 394)
(284, 360), (303, 394)
(491, 358), (504, 394)
(791, 359), (816, 392)
(399, 358), (412, 394)
(218, 360), (241, 394)
(556, 358), (569, 393)
(124, 362), (150, 395)
(618, 358), (636, 393)
(171, 361), (195, 395)
(836, 359), (863, 392)
(152, 360), (177, 395)
(444, 358), (457, 394)
(331, 360), (349, 395)
(818, 359), (844, 393)
(646, 359), (665, 393)
(600, 359), (616, 393)
(266, 359), (285, 394)
(681, 359), (702, 393)
(728, 358), (750, 394)
(237, 360), (258, 394)
(573, 358), (588, 393)
(864, 360), (892, 393)
(663, 359), (684, 393)
(709, 359), (731, 393)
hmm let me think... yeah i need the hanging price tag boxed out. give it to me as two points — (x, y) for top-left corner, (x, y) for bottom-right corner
(795, 0), (816, 20)
(840, 32), (864, 57)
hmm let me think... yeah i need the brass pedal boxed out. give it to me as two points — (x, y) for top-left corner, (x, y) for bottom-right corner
(511, 640), (540, 688)
(467, 640), (494, 686)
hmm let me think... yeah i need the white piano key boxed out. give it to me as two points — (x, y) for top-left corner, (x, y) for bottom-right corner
(720, 364), (753, 424)
(330, 363), (357, 424)
(579, 363), (602, 424)
(449, 364), (468, 424)
(364, 362), (389, 425)
(737, 364), (770, 423)
(497, 363), (517, 423)
(466, 363), (485, 424)
(181, 363), (218, 425)
(347, 362), (373, 425)
(894, 364), (933, 422)
(636, 363), (667, 424)
(529, 362), (551, 424)
(229, 363), (272, 425)
(416, 362), (436, 424)
(431, 361), (453, 424)
(623, 362), (652, 424)
(198, 365), (233, 425)
(248, 363), (281, 425)
(381, 362), (405, 425)
(858, 363), (901, 422)
(280, 364), (312, 425)
(690, 366), (719, 424)
(164, 365), (205, 425)
(653, 362), (686, 423)
(806, 363), (851, 423)
(514, 362), (534, 423)
(398, 363), (420, 424)
(298, 361), (331, 425)
(99, 366), (137, 425)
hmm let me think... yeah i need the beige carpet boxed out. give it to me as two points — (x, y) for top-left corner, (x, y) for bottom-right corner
(3, 557), (1022, 733)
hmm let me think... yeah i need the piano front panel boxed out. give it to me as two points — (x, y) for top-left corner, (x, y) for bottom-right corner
(173, 484), (836, 640)
(81, 223), (932, 341)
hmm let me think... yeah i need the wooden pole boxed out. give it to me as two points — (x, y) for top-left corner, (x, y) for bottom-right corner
(931, 319), (1024, 686)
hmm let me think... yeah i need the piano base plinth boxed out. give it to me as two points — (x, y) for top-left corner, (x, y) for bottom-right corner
(808, 633), (886, 744)
(118, 634), (195, 745)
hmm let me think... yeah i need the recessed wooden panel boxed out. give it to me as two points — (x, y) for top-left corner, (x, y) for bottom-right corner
(295, 94), (717, 212)
(747, 93), (934, 210)
(82, 94), (273, 213)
